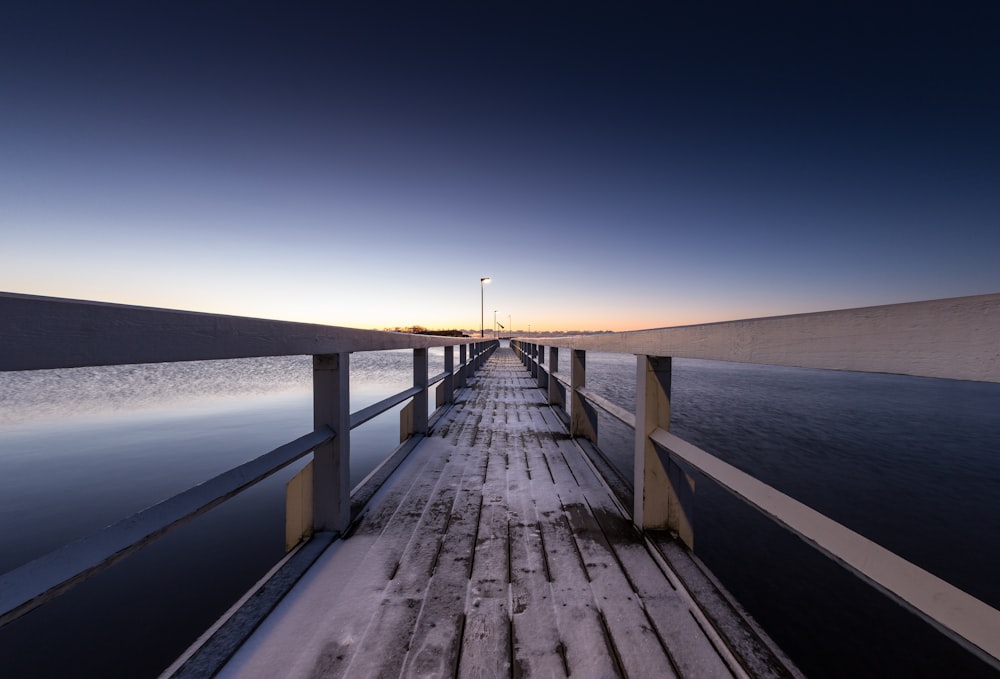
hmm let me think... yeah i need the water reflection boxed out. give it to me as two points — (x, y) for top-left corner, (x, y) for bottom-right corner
(0, 350), (444, 677)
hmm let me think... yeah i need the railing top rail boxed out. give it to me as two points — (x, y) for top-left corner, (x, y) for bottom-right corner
(515, 293), (1000, 383)
(0, 292), (481, 372)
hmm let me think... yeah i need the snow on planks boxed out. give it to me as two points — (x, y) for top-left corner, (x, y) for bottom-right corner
(214, 348), (739, 678)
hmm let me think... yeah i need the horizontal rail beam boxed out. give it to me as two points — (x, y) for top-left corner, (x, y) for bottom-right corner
(519, 293), (1000, 383)
(0, 292), (478, 371)
(350, 386), (422, 430)
(428, 369), (448, 387)
(648, 427), (1000, 668)
(551, 371), (571, 389)
(576, 387), (636, 429)
(0, 427), (333, 628)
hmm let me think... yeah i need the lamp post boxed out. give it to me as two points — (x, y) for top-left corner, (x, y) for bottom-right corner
(494, 310), (498, 340)
(480, 277), (491, 337)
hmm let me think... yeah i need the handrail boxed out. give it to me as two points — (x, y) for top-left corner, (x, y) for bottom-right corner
(550, 370), (571, 388)
(0, 292), (480, 371)
(518, 293), (1000, 384)
(576, 386), (636, 429)
(0, 427), (333, 627)
(350, 386), (423, 430)
(649, 427), (1000, 667)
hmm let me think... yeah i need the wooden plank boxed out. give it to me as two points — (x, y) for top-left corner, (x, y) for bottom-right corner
(458, 420), (512, 678)
(506, 418), (569, 678)
(341, 438), (473, 677)
(546, 438), (679, 679)
(399, 439), (488, 677)
(290, 434), (463, 678)
(557, 439), (737, 678)
(522, 431), (622, 678)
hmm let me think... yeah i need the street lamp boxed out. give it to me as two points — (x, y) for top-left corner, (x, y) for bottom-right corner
(494, 310), (498, 339)
(480, 277), (491, 337)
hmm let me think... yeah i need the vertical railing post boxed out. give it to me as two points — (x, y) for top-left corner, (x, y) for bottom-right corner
(548, 346), (562, 407)
(570, 349), (598, 441)
(633, 355), (693, 547)
(457, 343), (468, 389)
(413, 348), (429, 435)
(530, 343), (538, 378)
(537, 344), (547, 390)
(443, 345), (455, 404)
(313, 353), (351, 533)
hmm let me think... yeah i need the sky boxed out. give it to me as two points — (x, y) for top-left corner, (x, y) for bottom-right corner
(2, 2), (998, 332)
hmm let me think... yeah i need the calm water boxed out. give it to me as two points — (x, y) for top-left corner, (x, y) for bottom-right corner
(1, 347), (998, 676)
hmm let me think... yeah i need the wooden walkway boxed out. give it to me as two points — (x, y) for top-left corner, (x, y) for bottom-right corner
(212, 349), (744, 678)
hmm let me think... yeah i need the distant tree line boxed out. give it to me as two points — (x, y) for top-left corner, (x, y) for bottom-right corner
(384, 326), (470, 337)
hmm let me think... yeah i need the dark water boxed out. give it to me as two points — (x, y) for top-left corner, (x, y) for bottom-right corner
(1, 348), (998, 677)
(0, 349), (444, 678)
(581, 352), (1000, 678)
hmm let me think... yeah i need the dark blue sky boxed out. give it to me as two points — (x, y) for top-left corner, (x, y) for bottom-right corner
(2, 2), (998, 329)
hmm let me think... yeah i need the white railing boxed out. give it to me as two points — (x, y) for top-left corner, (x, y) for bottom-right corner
(512, 292), (1000, 670)
(0, 292), (498, 627)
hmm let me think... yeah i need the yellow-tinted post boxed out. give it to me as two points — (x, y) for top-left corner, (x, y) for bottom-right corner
(634, 355), (694, 547)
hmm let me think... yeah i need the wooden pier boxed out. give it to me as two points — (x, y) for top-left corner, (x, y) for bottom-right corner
(3, 291), (1000, 677)
(175, 348), (761, 678)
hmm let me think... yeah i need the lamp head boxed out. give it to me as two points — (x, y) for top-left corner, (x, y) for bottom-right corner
(481, 276), (491, 284)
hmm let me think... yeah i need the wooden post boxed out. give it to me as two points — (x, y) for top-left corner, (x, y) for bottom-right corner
(548, 346), (562, 407)
(413, 348), (428, 435)
(537, 344), (547, 390)
(457, 343), (467, 389)
(530, 343), (538, 378)
(570, 349), (598, 442)
(443, 345), (454, 404)
(633, 355), (694, 547)
(312, 353), (351, 533)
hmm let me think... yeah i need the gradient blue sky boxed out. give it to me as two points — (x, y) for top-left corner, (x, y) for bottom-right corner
(2, 2), (998, 331)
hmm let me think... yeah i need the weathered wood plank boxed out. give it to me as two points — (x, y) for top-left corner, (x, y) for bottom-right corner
(557, 440), (739, 678)
(506, 427), (570, 678)
(342, 438), (473, 677)
(459, 423), (512, 679)
(523, 434), (622, 678)
(546, 438), (680, 679)
(218, 404), (483, 678)
(399, 441), (487, 677)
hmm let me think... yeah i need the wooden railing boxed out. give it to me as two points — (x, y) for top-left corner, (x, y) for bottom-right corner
(512, 292), (1000, 670)
(0, 292), (497, 627)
